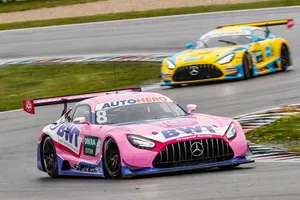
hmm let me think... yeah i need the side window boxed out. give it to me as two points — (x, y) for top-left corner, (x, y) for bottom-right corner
(253, 29), (268, 41)
(72, 105), (92, 123)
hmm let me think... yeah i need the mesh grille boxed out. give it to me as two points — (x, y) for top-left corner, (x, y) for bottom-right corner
(173, 64), (223, 81)
(153, 138), (234, 168)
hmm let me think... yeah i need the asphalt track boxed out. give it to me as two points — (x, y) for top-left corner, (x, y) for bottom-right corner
(1, 6), (300, 200)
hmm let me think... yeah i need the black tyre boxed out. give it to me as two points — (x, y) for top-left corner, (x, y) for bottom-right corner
(242, 53), (252, 79)
(280, 45), (290, 71)
(103, 138), (122, 179)
(169, 84), (182, 88)
(42, 136), (59, 178)
(218, 164), (240, 170)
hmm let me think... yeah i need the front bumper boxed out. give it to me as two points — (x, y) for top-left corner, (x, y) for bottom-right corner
(121, 156), (254, 178)
(161, 64), (245, 86)
(121, 138), (254, 178)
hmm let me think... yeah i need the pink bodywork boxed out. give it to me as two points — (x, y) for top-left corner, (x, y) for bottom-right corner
(38, 92), (248, 170)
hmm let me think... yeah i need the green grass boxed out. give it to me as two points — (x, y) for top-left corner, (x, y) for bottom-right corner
(0, 0), (101, 13)
(246, 114), (300, 152)
(0, 62), (161, 112)
(0, 0), (299, 31)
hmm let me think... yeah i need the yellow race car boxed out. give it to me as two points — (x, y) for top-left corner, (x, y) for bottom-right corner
(161, 19), (294, 87)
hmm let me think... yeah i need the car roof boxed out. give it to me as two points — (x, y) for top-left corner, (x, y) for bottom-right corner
(200, 26), (261, 39)
(80, 91), (172, 105)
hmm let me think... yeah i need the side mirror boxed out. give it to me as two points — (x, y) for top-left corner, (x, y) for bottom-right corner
(186, 43), (194, 49)
(187, 104), (197, 114)
(73, 117), (86, 124)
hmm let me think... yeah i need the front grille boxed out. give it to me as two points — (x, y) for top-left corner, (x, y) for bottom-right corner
(153, 138), (234, 168)
(173, 64), (223, 81)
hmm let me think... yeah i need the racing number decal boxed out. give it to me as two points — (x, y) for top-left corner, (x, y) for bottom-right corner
(96, 110), (107, 124)
(265, 46), (272, 58)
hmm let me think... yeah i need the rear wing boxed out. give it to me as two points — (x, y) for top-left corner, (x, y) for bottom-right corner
(22, 87), (142, 115)
(217, 19), (294, 29)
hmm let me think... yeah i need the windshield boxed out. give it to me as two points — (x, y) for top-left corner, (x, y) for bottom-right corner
(95, 102), (187, 125)
(195, 35), (251, 49)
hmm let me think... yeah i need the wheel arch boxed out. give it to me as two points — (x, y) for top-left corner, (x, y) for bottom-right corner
(279, 37), (291, 50)
(273, 38), (291, 58)
(101, 136), (122, 178)
(39, 133), (51, 172)
(235, 48), (252, 69)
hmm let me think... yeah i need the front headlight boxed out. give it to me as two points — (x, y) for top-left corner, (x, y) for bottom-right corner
(218, 53), (234, 64)
(127, 135), (156, 149)
(225, 123), (237, 140)
(167, 60), (176, 69)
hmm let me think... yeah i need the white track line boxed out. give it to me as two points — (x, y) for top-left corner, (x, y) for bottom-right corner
(0, 5), (299, 33)
(1, 5), (299, 113)
(0, 108), (22, 114)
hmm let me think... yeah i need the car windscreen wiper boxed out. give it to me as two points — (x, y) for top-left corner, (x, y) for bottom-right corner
(218, 40), (237, 45)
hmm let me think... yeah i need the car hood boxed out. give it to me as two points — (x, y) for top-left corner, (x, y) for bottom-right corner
(105, 114), (232, 142)
(169, 45), (248, 66)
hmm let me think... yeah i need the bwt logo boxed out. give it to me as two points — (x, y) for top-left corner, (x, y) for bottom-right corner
(161, 125), (217, 139)
(56, 123), (80, 148)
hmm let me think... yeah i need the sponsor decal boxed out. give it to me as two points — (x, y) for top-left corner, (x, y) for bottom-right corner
(23, 100), (34, 114)
(162, 73), (172, 78)
(96, 96), (171, 110)
(161, 125), (222, 139)
(49, 117), (65, 130)
(76, 164), (102, 173)
(84, 136), (100, 156)
(252, 50), (263, 63)
(52, 122), (82, 154)
(176, 134), (213, 141)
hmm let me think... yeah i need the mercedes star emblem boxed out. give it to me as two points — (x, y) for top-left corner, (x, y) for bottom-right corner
(189, 66), (199, 76)
(190, 142), (204, 157)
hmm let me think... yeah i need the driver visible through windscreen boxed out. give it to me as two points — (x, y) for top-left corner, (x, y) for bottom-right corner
(195, 35), (251, 49)
(95, 98), (187, 125)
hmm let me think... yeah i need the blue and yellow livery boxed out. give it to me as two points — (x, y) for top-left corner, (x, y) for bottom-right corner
(161, 19), (294, 86)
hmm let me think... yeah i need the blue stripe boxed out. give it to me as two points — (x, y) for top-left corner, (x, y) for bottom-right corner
(169, 51), (188, 66)
(57, 156), (105, 177)
(122, 156), (253, 176)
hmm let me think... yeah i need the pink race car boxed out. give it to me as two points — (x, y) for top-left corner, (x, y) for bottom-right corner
(23, 87), (254, 179)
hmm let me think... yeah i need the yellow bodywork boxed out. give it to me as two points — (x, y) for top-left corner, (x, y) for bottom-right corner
(161, 23), (292, 86)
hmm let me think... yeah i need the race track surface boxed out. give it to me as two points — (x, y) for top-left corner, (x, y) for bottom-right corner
(1, 6), (300, 200)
